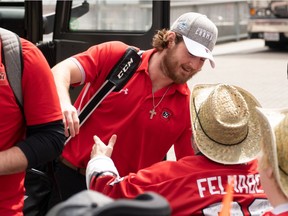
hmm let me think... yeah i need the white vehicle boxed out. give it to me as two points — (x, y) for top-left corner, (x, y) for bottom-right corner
(247, 0), (288, 49)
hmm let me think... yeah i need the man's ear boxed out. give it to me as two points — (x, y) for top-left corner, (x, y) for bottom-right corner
(167, 31), (176, 47)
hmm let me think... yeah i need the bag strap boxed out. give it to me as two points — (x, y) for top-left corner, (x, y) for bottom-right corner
(65, 47), (142, 145)
(0, 27), (23, 109)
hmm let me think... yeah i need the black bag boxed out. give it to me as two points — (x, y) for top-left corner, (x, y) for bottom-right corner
(24, 168), (53, 216)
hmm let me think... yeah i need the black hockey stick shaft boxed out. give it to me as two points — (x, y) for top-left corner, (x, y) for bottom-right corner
(65, 47), (142, 144)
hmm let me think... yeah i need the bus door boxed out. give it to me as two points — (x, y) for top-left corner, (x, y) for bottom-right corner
(52, 0), (170, 64)
(51, 0), (170, 101)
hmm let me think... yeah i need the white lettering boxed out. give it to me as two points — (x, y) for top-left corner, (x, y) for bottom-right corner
(195, 27), (214, 41)
(255, 174), (264, 193)
(231, 175), (240, 193)
(247, 174), (256, 193)
(207, 177), (220, 195)
(196, 174), (264, 198)
(218, 176), (225, 194)
(117, 57), (134, 79)
(238, 175), (249, 193)
(197, 179), (207, 198)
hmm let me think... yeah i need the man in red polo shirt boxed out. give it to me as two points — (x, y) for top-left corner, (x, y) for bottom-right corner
(50, 12), (218, 205)
(0, 30), (65, 215)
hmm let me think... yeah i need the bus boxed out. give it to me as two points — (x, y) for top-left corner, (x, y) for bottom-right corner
(247, 0), (288, 49)
(0, 0), (250, 69)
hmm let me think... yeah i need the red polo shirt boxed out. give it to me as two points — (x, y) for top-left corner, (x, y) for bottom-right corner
(62, 41), (194, 176)
(0, 38), (62, 215)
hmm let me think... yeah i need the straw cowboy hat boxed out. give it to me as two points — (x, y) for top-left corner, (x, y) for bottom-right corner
(256, 107), (288, 196)
(190, 83), (271, 164)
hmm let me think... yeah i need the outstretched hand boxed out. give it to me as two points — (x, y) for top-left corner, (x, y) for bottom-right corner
(90, 134), (117, 158)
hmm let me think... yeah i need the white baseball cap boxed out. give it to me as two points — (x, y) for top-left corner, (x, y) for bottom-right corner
(171, 12), (218, 68)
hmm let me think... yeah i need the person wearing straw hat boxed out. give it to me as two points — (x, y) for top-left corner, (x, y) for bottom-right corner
(256, 107), (288, 216)
(85, 83), (272, 215)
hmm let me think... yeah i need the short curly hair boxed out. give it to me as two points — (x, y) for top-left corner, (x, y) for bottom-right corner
(152, 29), (183, 51)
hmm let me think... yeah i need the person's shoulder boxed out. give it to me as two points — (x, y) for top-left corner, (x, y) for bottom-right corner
(179, 155), (214, 168)
(19, 38), (39, 55)
(105, 41), (129, 47)
(19, 38), (36, 49)
(99, 41), (140, 53)
(18, 38), (51, 70)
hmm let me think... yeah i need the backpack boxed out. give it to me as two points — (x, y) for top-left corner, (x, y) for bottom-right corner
(0, 27), (23, 108)
(0, 27), (53, 216)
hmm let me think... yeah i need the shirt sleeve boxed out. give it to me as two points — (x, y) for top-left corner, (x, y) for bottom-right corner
(21, 38), (63, 125)
(174, 122), (195, 160)
(86, 156), (119, 189)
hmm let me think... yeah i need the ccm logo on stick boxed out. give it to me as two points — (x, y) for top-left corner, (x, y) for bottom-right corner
(117, 57), (134, 79)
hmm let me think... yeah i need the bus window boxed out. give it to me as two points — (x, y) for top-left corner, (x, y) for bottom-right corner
(69, 0), (153, 32)
(0, 1), (25, 37)
(43, 0), (57, 41)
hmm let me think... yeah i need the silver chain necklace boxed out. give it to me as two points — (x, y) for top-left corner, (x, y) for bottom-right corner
(149, 86), (171, 119)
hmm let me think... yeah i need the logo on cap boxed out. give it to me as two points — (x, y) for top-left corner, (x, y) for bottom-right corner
(177, 20), (188, 31)
(195, 27), (214, 41)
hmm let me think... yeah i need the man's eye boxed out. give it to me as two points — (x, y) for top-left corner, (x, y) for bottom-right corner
(188, 52), (206, 62)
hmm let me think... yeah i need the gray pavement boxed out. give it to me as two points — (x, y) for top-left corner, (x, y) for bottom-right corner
(168, 39), (288, 160)
(189, 39), (288, 108)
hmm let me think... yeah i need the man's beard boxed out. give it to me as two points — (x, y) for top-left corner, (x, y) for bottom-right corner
(161, 48), (198, 84)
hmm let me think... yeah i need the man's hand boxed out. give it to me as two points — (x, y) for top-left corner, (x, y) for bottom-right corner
(61, 103), (80, 137)
(91, 134), (117, 158)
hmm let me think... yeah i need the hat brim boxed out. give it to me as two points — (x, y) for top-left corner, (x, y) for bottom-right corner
(190, 84), (269, 164)
(183, 36), (215, 68)
(256, 107), (288, 195)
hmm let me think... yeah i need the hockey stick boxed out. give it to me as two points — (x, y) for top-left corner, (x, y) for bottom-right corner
(65, 47), (142, 144)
